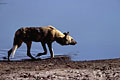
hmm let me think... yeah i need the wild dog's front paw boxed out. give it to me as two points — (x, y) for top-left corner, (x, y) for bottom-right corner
(27, 53), (36, 60)
(36, 53), (42, 57)
(36, 52), (47, 57)
(31, 57), (36, 60)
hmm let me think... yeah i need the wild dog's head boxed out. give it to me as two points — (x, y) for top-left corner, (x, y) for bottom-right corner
(56, 32), (77, 45)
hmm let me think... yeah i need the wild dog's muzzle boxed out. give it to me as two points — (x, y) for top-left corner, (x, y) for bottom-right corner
(70, 39), (77, 45)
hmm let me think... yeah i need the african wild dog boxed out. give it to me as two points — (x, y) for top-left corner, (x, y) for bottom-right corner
(8, 25), (77, 61)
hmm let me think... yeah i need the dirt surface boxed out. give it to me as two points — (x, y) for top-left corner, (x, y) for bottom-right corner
(0, 55), (120, 80)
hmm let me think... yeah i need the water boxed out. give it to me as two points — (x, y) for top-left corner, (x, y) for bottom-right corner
(0, 0), (120, 61)
(0, 48), (79, 61)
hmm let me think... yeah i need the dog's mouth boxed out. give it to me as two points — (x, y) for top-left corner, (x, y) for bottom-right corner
(70, 41), (77, 45)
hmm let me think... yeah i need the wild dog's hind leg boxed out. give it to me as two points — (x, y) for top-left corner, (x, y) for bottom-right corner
(26, 41), (35, 60)
(36, 43), (47, 57)
(8, 48), (12, 61)
(8, 40), (23, 61)
(47, 43), (54, 58)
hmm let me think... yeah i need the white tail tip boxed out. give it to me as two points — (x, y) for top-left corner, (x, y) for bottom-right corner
(12, 45), (18, 58)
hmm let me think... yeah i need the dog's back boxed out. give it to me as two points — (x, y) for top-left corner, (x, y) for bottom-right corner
(14, 26), (57, 43)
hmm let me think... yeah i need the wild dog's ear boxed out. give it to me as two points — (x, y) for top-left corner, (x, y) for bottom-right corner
(63, 32), (66, 35)
(63, 32), (69, 35)
(66, 32), (69, 35)
(63, 32), (69, 39)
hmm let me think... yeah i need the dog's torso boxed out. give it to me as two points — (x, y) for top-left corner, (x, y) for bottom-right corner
(15, 26), (64, 43)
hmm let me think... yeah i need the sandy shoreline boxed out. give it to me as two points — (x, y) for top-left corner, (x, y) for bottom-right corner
(0, 55), (120, 80)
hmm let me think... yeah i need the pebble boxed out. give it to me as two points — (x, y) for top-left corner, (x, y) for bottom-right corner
(2, 68), (120, 80)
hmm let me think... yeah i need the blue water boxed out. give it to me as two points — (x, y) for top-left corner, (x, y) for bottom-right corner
(0, 41), (120, 61)
(0, 48), (80, 61)
(0, 0), (120, 61)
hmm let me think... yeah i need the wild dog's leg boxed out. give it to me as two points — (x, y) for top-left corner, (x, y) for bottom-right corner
(8, 40), (23, 61)
(26, 41), (35, 60)
(47, 43), (54, 58)
(11, 45), (18, 58)
(36, 43), (47, 57)
(8, 48), (12, 61)
(8, 46), (18, 61)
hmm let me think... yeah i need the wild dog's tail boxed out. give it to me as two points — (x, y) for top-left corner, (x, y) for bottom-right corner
(12, 45), (18, 58)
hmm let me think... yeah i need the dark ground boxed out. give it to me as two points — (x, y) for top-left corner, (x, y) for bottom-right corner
(0, 55), (120, 80)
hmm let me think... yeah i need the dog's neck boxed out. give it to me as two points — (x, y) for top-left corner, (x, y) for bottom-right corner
(55, 29), (65, 38)
(54, 29), (65, 45)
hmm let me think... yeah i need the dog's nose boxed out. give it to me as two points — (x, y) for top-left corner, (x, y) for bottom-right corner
(74, 41), (77, 44)
(73, 41), (77, 45)
(70, 40), (77, 45)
